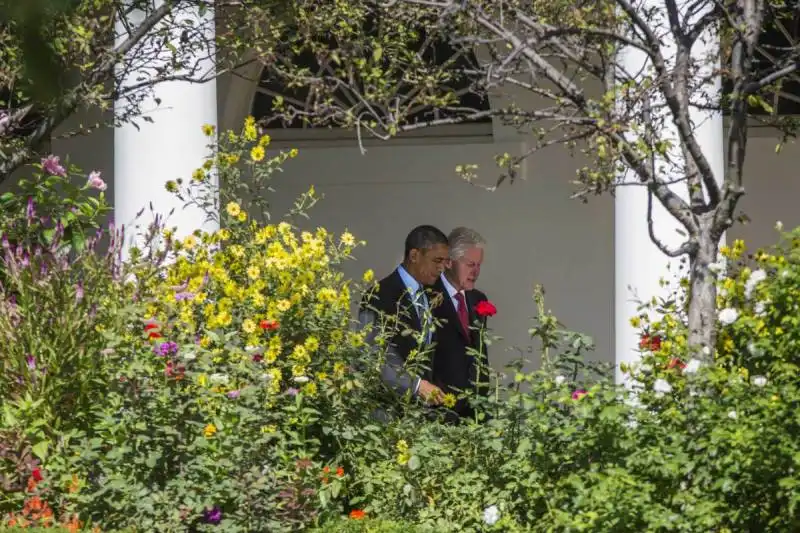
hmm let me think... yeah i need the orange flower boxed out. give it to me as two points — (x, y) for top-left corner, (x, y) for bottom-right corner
(259, 319), (279, 331)
(27, 476), (37, 492)
(336, 466), (345, 477)
(349, 509), (366, 520)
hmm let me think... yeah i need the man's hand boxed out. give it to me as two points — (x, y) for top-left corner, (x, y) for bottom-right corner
(417, 380), (444, 405)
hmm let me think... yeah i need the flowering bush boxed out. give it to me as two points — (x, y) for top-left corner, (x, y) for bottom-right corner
(3, 118), (800, 532)
(0, 121), (388, 531)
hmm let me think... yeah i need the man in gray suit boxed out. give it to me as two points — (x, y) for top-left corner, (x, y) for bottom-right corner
(358, 225), (449, 405)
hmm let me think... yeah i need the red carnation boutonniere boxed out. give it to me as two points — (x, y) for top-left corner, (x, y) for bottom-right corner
(475, 300), (497, 318)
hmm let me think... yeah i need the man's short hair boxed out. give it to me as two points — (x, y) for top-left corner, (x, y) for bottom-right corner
(448, 227), (486, 260)
(404, 225), (449, 259)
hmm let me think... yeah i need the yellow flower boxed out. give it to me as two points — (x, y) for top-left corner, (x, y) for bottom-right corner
(237, 211), (248, 222)
(266, 337), (282, 363)
(183, 235), (197, 249)
(289, 148), (299, 158)
(192, 168), (205, 182)
(333, 361), (346, 378)
(259, 134), (271, 146)
(362, 269), (375, 283)
(226, 202), (242, 217)
(304, 336), (319, 352)
(247, 265), (261, 280)
(204, 423), (217, 438)
(242, 319), (257, 334)
(317, 287), (337, 303)
(202, 124), (216, 136)
(292, 345), (310, 364)
(277, 299), (291, 312)
(261, 424), (277, 434)
(304, 382), (318, 397)
(340, 231), (356, 246)
(292, 364), (307, 377)
(442, 393), (457, 409)
(250, 145), (265, 162)
(629, 316), (641, 328)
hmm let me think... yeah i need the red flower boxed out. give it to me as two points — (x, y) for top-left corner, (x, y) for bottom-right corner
(144, 323), (162, 340)
(31, 468), (43, 482)
(322, 466), (331, 474)
(639, 334), (661, 351)
(349, 509), (366, 520)
(667, 357), (686, 371)
(336, 466), (345, 477)
(475, 300), (497, 318)
(259, 319), (279, 331)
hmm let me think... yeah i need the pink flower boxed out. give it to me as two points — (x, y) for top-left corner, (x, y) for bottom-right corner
(41, 155), (66, 177)
(572, 389), (587, 400)
(87, 171), (107, 191)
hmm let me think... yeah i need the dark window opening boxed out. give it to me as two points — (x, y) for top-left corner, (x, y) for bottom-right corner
(723, 1), (800, 115)
(252, 33), (491, 130)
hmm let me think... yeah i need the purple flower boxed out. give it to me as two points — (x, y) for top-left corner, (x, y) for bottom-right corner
(202, 506), (222, 525)
(41, 155), (67, 177)
(174, 291), (195, 301)
(86, 171), (107, 191)
(26, 355), (35, 370)
(227, 390), (240, 399)
(154, 341), (179, 357)
(286, 387), (299, 396)
(75, 282), (84, 302)
(26, 198), (35, 222)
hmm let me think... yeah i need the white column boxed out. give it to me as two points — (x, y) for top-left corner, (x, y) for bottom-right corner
(114, 1), (218, 251)
(614, 2), (724, 385)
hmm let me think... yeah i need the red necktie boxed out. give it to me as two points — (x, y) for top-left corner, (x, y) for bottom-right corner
(455, 292), (469, 335)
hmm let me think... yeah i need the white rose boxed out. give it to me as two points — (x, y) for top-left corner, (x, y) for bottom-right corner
(293, 376), (310, 384)
(727, 410), (738, 420)
(182, 351), (197, 361)
(752, 375), (768, 387)
(744, 269), (767, 299)
(708, 262), (725, 274)
(554, 375), (566, 386)
(754, 301), (767, 316)
(684, 359), (701, 374)
(718, 308), (739, 325)
(653, 378), (672, 395)
(483, 505), (501, 526)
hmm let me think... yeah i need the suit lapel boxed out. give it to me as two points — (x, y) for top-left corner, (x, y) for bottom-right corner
(466, 291), (483, 349)
(391, 270), (423, 332)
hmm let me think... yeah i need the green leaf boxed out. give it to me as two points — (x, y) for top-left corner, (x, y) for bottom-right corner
(32, 440), (49, 460)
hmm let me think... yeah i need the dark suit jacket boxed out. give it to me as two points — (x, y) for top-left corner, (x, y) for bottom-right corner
(431, 277), (490, 419)
(359, 269), (433, 398)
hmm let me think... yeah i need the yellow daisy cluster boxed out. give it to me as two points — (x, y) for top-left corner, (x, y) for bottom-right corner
(141, 201), (368, 415)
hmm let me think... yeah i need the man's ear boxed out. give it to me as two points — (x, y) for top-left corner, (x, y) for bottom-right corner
(408, 249), (419, 264)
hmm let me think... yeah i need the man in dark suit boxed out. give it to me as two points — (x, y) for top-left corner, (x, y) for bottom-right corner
(431, 227), (491, 421)
(359, 225), (450, 407)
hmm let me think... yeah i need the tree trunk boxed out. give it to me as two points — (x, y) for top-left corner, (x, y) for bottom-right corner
(687, 232), (719, 360)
